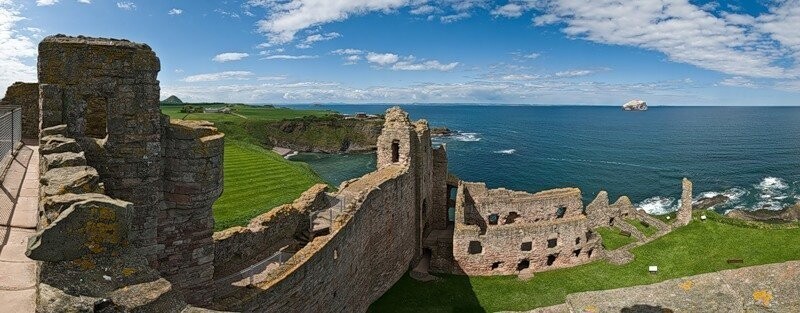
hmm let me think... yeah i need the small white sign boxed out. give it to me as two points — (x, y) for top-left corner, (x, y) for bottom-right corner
(700, 215), (707, 221)
(648, 266), (658, 273)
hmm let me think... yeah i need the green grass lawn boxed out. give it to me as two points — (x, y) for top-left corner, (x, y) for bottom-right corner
(212, 141), (325, 231)
(370, 212), (800, 312)
(161, 104), (331, 231)
(595, 226), (637, 250)
(625, 219), (658, 237)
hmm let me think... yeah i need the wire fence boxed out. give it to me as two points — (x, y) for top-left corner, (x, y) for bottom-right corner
(308, 195), (347, 233)
(0, 106), (21, 169)
(216, 250), (294, 288)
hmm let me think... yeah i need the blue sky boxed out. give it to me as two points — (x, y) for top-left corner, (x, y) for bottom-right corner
(2, 0), (800, 105)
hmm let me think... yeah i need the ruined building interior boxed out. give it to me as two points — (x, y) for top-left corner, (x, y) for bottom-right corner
(2, 35), (694, 312)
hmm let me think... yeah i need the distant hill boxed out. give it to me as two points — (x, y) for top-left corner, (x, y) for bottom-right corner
(161, 95), (183, 104)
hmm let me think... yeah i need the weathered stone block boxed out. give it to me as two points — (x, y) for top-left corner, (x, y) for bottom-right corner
(40, 151), (87, 171)
(1, 82), (39, 139)
(40, 193), (113, 227)
(40, 134), (81, 155)
(40, 166), (102, 197)
(40, 124), (67, 137)
(27, 197), (133, 261)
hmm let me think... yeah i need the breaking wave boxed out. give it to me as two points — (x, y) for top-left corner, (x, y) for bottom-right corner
(452, 132), (481, 142)
(638, 196), (677, 215)
(494, 149), (516, 155)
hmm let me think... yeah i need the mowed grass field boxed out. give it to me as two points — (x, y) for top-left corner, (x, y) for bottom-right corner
(370, 211), (800, 312)
(161, 104), (331, 230)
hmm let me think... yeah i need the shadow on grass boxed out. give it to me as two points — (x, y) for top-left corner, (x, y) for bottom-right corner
(369, 272), (484, 313)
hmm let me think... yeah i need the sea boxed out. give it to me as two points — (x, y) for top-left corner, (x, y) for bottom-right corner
(287, 105), (800, 215)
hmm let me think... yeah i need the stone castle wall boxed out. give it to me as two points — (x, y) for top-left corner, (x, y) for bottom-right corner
(0, 82), (39, 139)
(35, 35), (223, 306)
(217, 165), (417, 312)
(451, 182), (602, 275)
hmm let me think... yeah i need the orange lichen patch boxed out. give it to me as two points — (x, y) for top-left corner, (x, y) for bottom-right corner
(582, 305), (599, 313)
(679, 280), (693, 291)
(122, 267), (137, 277)
(72, 257), (96, 270)
(753, 290), (773, 307)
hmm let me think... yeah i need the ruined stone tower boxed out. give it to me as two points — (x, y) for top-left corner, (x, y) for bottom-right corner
(35, 35), (223, 305)
(676, 178), (693, 226)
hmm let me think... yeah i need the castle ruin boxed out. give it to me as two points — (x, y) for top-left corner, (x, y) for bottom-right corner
(1, 35), (696, 312)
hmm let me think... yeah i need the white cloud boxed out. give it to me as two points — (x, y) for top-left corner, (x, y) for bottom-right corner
(344, 55), (362, 65)
(116, 1), (135, 10)
(492, 3), (524, 18)
(0, 1), (37, 88)
(718, 76), (756, 88)
(36, 0), (58, 6)
(262, 54), (318, 60)
(297, 32), (340, 48)
(168, 8), (183, 15)
(77, 0), (91, 3)
(181, 71), (254, 83)
(257, 76), (287, 81)
(530, 0), (793, 79)
(392, 60), (459, 71)
(250, 0), (408, 44)
(410, 4), (437, 15)
(332, 48), (363, 55)
(212, 52), (250, 62)
(555, 70), (595, 78)
(366, 52), (399, 65)
(501, 74), (539, 81)
(440, 12), (470, 23)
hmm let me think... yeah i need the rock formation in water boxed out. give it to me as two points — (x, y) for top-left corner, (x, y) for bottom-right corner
(623, 99), (647, 111)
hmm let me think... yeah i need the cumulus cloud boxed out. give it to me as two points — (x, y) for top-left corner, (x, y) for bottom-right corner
(0, 1), (37, 88)
(554, 70), (595, 78)
(116, 1), (135, 10)
(331, 48), (363, 55)
(168, 8), (183, 15)
(366, 52), (399, 65)
(181, 71), (254, 83)
(77, 0), (91, 3)
(492, 3), (525, 18)
(212, 52), (250, 62)
(530, 0), (797, 79)
(440, 12), (470, 23)
(36, 0), (58, 6)
(250, 0), (408, 44)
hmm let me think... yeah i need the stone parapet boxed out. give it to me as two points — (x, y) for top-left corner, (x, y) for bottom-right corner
(0, 82), (39, 139)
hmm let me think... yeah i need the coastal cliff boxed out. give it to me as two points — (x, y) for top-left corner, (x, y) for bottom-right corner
(258, 115), (383, 153)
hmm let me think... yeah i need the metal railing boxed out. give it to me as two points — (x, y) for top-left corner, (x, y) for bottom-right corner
(309, 195), (347, 233)
(0, 106), (21, 167)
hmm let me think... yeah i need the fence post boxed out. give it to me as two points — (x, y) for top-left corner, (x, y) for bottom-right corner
(11, 109), (15, 155)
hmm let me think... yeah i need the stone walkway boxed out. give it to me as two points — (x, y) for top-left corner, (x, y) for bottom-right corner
(0, 144), (39, 313)
(522, 260), (800, 313)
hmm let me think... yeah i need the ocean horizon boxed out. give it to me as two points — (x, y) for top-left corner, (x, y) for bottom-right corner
(292, 105), (800, 216)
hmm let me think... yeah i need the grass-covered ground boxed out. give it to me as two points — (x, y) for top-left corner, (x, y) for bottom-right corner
(212, 141), (324, 230)
(161, 104), (330, 230)
(625, 218), (658, 237)
(370, 211), (800, 312)
(595, 226), (637, 250)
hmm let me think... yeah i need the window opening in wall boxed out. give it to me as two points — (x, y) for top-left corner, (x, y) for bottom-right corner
(587, 249), (594, 258)
(609, 217), (615, 226)
(491, 261), (503, 270)
(586, 231), (593, 240)
(547, 238), (557, 248)
(504, 211), (519, 224)
(520, 241), (532, 251)
(468, 241), (483, 254)
(391, 140), (400, 163)
(488, 213), (499, 225)
(556, 206), (567, 218)
(546, 254), (557, 266)
(575, 237), (581, 245)
(447, 207), (455, 222)
(516, 259), (530, 271)
(573, 249), (582, 257)
(85, 96), (108, 139)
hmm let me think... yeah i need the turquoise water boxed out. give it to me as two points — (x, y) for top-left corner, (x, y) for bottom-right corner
(288, 105), (800, 215)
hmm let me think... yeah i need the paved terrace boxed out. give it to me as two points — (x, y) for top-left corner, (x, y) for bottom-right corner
(0, 142), (39, 312)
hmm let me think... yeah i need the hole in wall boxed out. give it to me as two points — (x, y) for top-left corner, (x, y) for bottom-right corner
(575, 237), (581, 245)
(491, 261), (503, 270)
(587, 249), (594, 258)
(488, 213), (499, 225)
(517, 259), (530, 271)
(391, 140), (400, 163)
(504, 211), (519, 224)
(547, 238), (558, 248)
(546, 254), (557, 266)
(556, 206), (567, 218)
(520, 241), (532, 251)
(468, 241), (483, 254)
(573, 249), (582, 257)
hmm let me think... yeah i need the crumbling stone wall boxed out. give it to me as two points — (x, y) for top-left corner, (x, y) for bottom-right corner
(451, 182), (602, 275)
(36, 35), (223, 306)
(0, 82), (39, 139)
(585, 191), (637, 229)
(430, 145), (449, 231)
(212, 185), (325, 278)
(216, 166), (417, 312)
